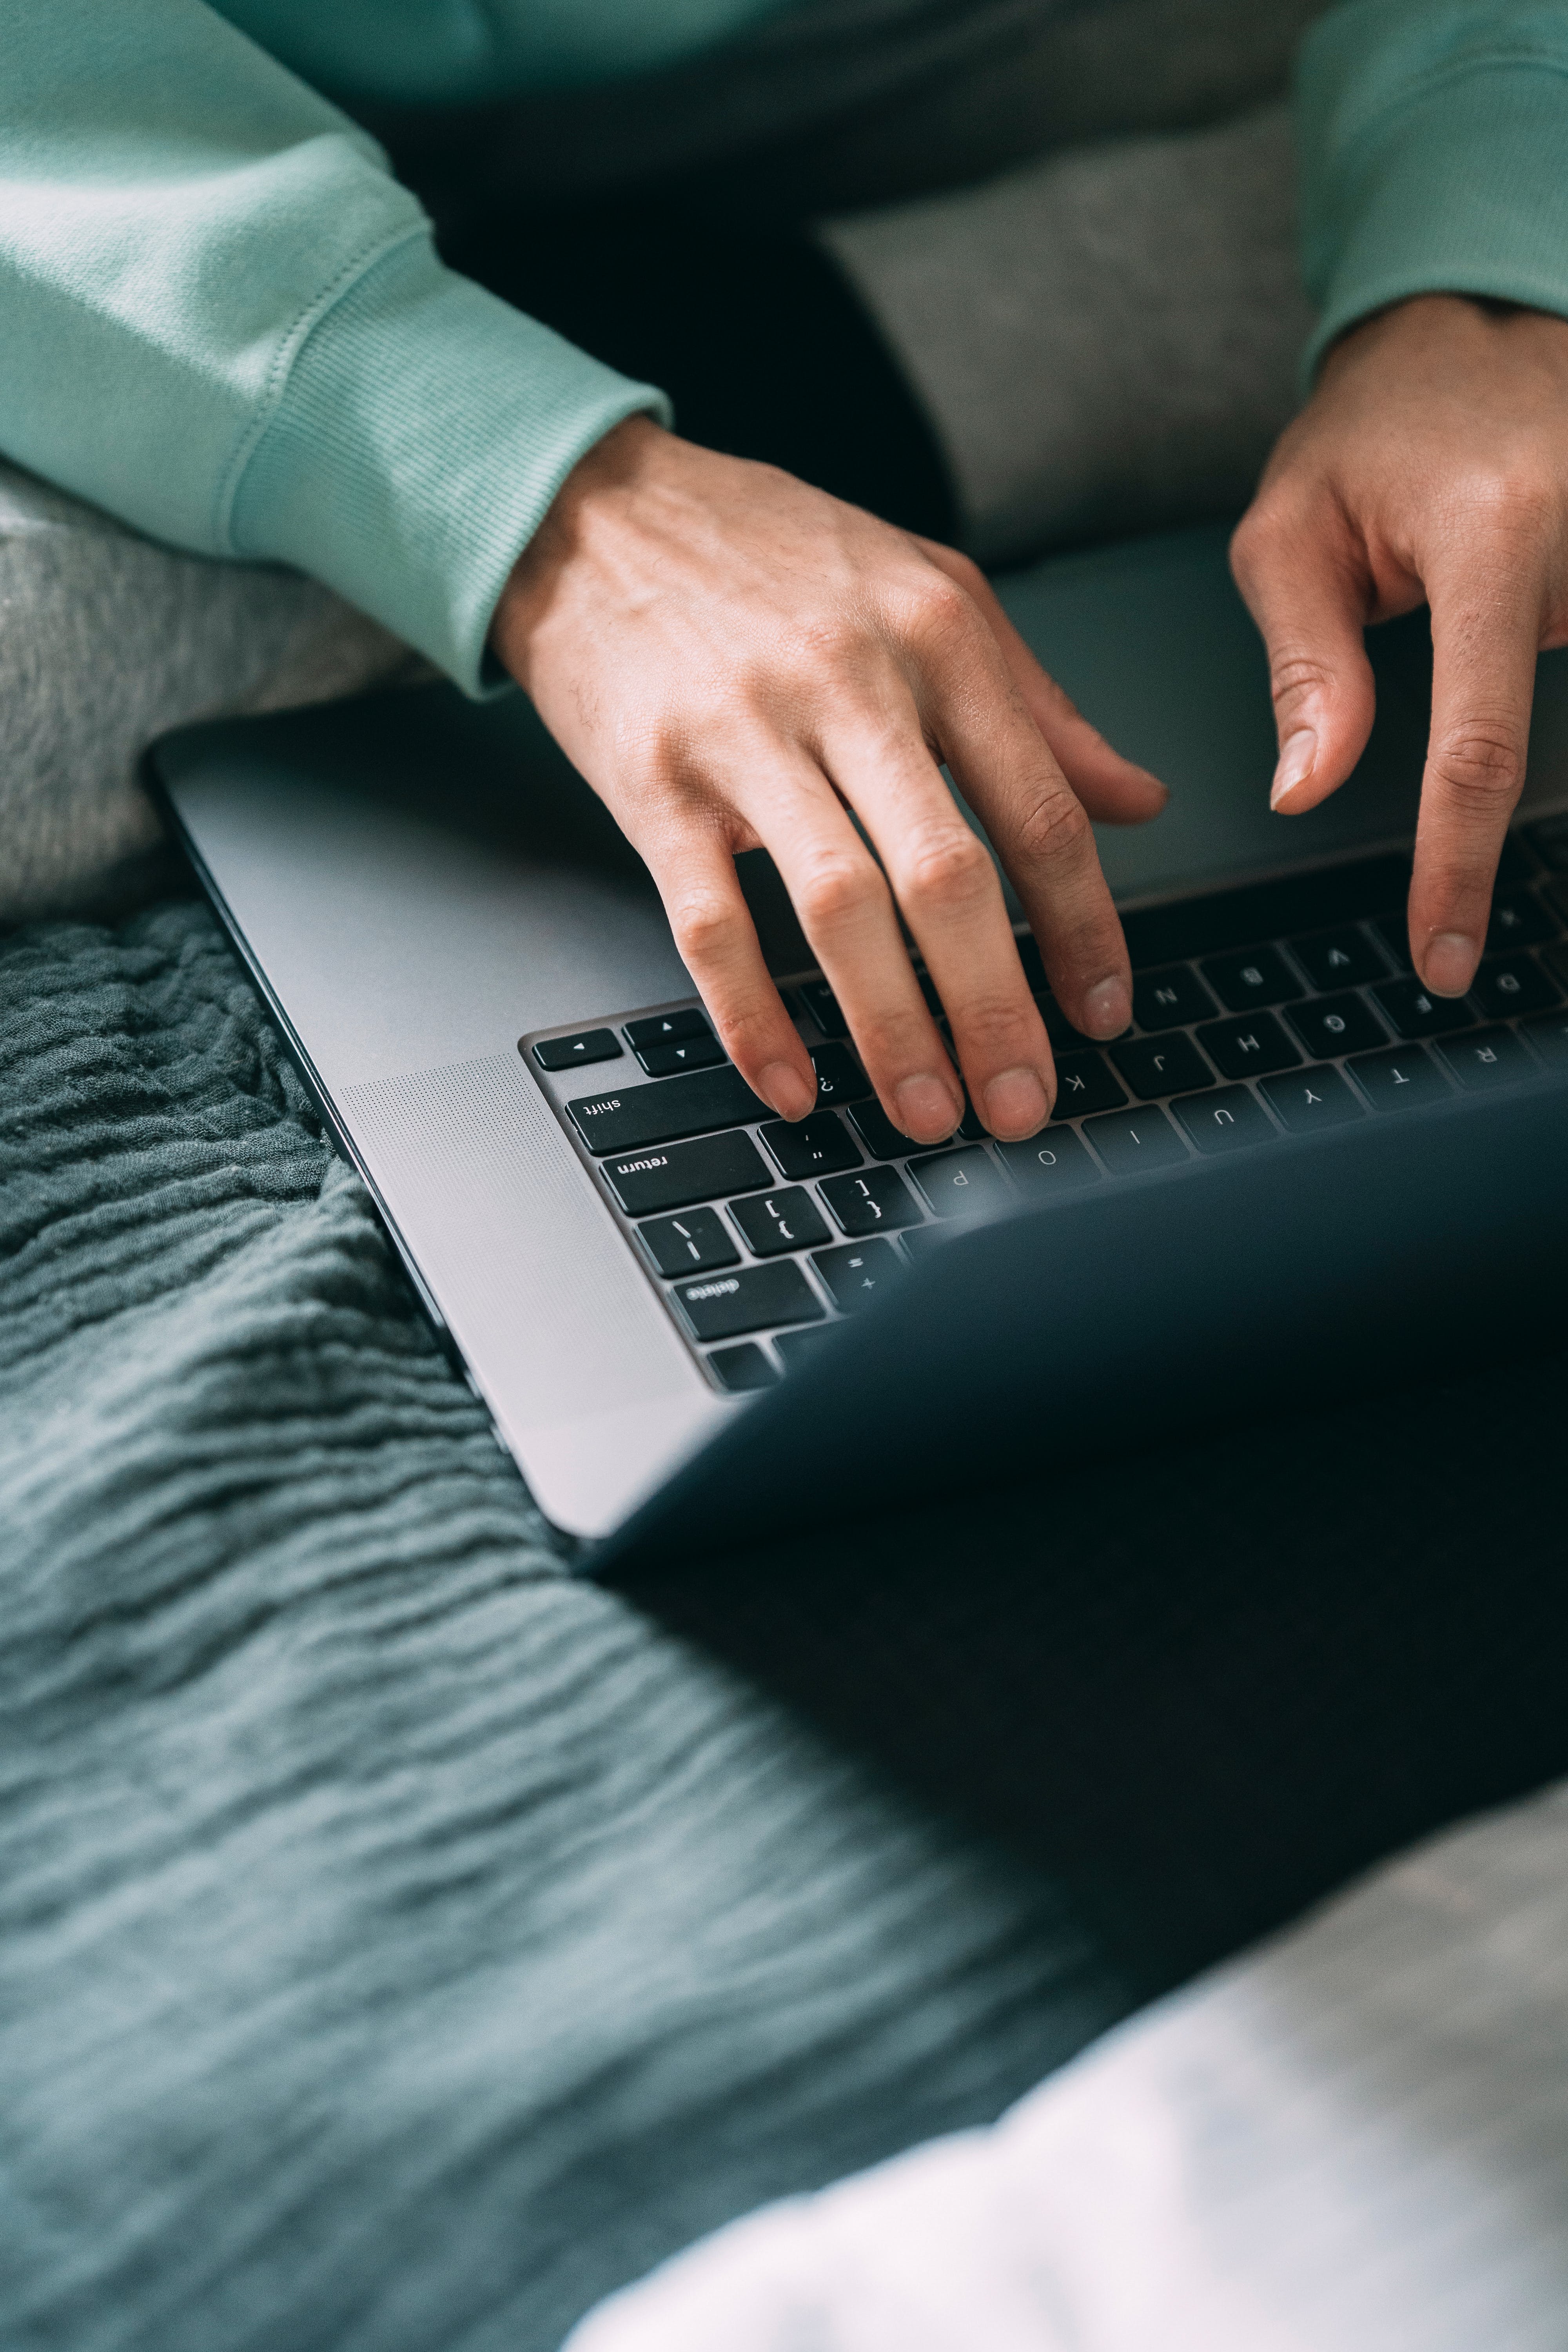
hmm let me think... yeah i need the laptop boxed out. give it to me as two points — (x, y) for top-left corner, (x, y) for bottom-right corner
(148, 523), (1568, 1573)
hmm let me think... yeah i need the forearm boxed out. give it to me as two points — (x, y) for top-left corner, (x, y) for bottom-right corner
(0, 0), (667, 690)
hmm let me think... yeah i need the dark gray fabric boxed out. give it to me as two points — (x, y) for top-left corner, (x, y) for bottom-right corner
(6, 897), (1568, 2350)
(824, 102), (1313, 562)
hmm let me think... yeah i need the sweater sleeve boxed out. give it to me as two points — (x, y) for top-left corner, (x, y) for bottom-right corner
(0, 0), (669, 693)
(1297, 0), (1568, 381)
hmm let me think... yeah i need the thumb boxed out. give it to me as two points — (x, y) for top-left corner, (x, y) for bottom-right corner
(1229, 500), (1377, 815)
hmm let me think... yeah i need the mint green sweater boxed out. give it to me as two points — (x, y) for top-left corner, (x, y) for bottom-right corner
(4, 2), (1566, 693)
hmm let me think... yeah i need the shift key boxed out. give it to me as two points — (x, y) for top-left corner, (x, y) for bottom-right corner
(603, 1130), (772, 1216)
(567, 1064), (769, 1154)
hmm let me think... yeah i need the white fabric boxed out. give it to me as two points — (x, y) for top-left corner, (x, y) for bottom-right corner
(0, 461), (415, 923)
(564, 1778), (1568, 2350)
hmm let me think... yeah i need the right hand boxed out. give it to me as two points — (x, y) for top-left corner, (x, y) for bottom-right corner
(491, 417), (1167, 1145)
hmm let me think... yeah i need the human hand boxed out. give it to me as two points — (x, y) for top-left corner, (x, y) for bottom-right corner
(1231, 294), (1568, 997)
(492, 417), (1166, 1143)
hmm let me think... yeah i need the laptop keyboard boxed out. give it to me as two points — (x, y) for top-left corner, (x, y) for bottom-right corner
(525, 815), (1568, 1395)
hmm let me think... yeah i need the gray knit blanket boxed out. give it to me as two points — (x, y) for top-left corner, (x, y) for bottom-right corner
(6, 894), (1568, 2349)
(0, 898), (1127, 2350)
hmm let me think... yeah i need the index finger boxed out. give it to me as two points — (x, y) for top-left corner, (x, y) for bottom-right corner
(1410, 564), (1545, 996)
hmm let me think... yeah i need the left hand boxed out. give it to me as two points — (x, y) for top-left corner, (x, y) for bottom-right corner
(1230, 294), (1568, 998)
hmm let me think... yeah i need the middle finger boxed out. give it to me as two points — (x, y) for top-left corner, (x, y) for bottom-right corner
(814, 690), (1057, 1140)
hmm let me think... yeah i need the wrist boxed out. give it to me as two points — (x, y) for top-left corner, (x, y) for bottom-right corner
(490, 414), (668, 687)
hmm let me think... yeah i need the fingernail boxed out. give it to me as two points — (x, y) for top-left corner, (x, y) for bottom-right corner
(895, 1073), (962, 1143)
(1080, 977), (1131, 1039)
(760, 1060), (816, 1121)
(1423, 933), (1479, 998)
(1270, 729), (1318, 811)
(982, 1066), (1050, 1140)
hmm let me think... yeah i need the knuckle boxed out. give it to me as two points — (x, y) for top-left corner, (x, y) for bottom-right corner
(1269, 650), (1337, 715)
(1430, 724), (1525, 806)
(899, 570), (975, 655)
(851, 1004), (944, 1071)
(933, 547), (987, 597)
(950, 993), (1038, 1058)
(716, 995), (792, 1061)
(1013, 784), (1091, 865)
(899, 823), (993, 914)
(1230, 492), (1299, 576)
(795, 847), (884, 934)
(667, 887), (741, 966)
(1450, 464), (1550, 537)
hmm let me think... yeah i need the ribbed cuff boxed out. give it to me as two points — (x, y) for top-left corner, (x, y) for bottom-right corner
(1300, 56), (1568, 383)
(227, 233), (671, 694)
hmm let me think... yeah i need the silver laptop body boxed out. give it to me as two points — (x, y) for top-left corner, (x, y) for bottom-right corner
(149, 524), (1568, 1563)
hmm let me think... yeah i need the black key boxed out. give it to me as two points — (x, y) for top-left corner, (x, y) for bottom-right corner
(847, 1098), (918, 1160)
(637, 1032), (726, 1077)
(995, 1127), (1102, 1195)
(810, 1042), (872, 1107)
(1347, 1044), (1451, 1112)
(707, 1342), (777, 1394)
(1368, 978), (1475, 1042)
(1527, 815), (1568, 872)
(603, 1130), (771, 1216)
(1132, 965), (1217, 1031)
(1036, 995), (1097, 1051)
(1522, 1009), (1568, 1065)
(625, 1007), (710, 1051)
(812, 1238), (904, 1313)
(761, 1112), (862, 1180)
(1051, 1051), (1128, 1120)
(1109, 1033), (1214, 1100)
(908, 1146), (1011, 1218)
(532, 1027), (623, 1073)
(1172, 1084), (1276, 1154)
(728, 1186), (831, 1257)
(1470, 953), (1560, 1022)
(775, 1327), (837, 1371)
(1543, 881), (1568, 933)
(1082, 1106), (1189, 1172)
(1287, 926), (1388, 991)
(1284, 990), (1388, 1060)
(1439, 1025), (1535, 1091)
(1259, 1064), (1363, 1132)
(794, 978), (849, 1039)
(899, 1224), (954, 1265)
(1199, 944), (1301, 1011)
(637, 1206), (739, 1277)
(1120, 854), (1410, 968)
(1370, 911), (1415, 972)
(1487, 888), (1555, 951)
(1195, 1012), (1302, 1080)
(568, 1065), (769, 1155)
(672, 1259), (825, 1342)
(820, 1165), (926, 1236)
(1015, 934), (1047, 991)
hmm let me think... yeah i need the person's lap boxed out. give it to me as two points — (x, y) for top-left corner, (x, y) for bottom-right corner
(6, 894), (1568, 2352)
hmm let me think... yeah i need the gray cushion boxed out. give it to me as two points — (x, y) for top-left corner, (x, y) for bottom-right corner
(0, 462), (416, 922)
